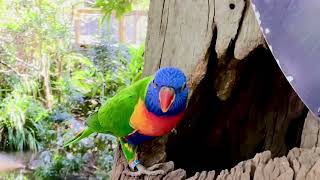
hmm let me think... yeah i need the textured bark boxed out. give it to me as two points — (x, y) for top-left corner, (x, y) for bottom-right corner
(300, 112), (320, 149)
(113, 147), (320, 180)
(111, 0), (315, 179)
(41, 55), (53, 110)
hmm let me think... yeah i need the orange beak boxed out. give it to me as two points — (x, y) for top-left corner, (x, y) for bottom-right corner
(159, 87), (175, 113)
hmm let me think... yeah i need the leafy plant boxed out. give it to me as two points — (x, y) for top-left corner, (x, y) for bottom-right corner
(85, 40), (130, 98)
(34, 151), (85, 179)
(32, 119), (116, 179)
(127, 43), (145, 83)
(0, 0), (75, 151)
(96, 0), (133, 19)
(31, 41), (145, 178)
(0, 81), (48, 151)
(95, 0), (149, 20)
(0, 0), (147, 179)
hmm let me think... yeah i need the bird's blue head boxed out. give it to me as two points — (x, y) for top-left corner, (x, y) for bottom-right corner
(145, 67), (189, 116)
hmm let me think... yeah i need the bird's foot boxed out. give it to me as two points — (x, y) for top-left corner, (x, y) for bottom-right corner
(123, 164), (165, 177)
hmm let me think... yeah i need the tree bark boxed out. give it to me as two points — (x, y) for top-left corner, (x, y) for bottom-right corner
(42, 54), (53, 110)
(111, 0), (317, 179)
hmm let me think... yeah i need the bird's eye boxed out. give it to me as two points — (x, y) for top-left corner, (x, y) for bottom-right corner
(152, 80), (158, 88)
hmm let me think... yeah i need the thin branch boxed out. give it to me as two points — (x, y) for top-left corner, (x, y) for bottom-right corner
(0, 48), (40, 72)
(0, 61), (30, 77)
(0, 60), (22, 76)
(15, 57), (40, 72)
(0, 70), (14, 74)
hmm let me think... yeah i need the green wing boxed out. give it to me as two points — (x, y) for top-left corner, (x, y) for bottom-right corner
(64, 113), (100, 147)
(97, 76), (153, 137)
(64, 76), (153, 147)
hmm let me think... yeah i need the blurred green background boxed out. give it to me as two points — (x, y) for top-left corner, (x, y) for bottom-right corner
(0, 0), (148, 179)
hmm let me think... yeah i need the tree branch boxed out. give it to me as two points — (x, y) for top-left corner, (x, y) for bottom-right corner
(0, 48), (40, 72)
(0, 60), (23, 76)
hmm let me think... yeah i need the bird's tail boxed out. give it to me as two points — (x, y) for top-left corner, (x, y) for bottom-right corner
(64, 128), (94, 147)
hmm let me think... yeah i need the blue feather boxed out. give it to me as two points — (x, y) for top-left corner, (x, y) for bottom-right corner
(126, 132), (155, 146)
(145, 67), (189, 116)
(125, 67), (188, 146)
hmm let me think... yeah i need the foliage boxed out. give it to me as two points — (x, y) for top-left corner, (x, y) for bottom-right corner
(0, 77), (48, 151)
(96, 0), (133, 19)
(30, 42), (144, 179)
(0, 0), (108, 152)
(33, 120), (116, 179)
(34, 41), (144, 179)
(127, 43), (145, 83)
(85, 39), (144, 99)
(96, 0), (149, 19)
(52, 52), (105, 117)
(86, 40), (130, 98)
(0, 0), (77, 151)
(0, 0), (146, 178)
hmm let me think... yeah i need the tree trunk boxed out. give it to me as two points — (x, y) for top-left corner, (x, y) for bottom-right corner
(42, 54), (53, 110)
(111, 0), (320, 179)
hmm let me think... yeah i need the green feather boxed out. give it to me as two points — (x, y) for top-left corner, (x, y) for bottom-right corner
(119, 137), (138, 164)
(97, 75), (153, 137)
(86, 112), (105, 133)
(64, 75), (153, 147)
(64, 112), (100, 147)
(64, 128), (95, 147)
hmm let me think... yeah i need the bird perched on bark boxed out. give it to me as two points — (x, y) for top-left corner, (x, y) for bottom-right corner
(64, 67), (189, 176)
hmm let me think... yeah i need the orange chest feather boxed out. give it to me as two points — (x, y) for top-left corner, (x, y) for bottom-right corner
(129, 99), (184, 136)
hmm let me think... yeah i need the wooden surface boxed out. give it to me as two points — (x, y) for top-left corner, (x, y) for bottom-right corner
(143, 0), (215, 77)
(111, 0), (318, 179)
(301, 112), (320, 149)
(112, 147), (320, 180)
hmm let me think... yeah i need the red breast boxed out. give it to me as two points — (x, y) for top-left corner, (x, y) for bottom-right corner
(130, 100), (184, 136)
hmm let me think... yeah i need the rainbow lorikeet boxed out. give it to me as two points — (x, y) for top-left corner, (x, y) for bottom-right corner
(64, 67), (189, 176)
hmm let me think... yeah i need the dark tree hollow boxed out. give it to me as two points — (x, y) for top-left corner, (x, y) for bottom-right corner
(166, 45), (308, 176)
